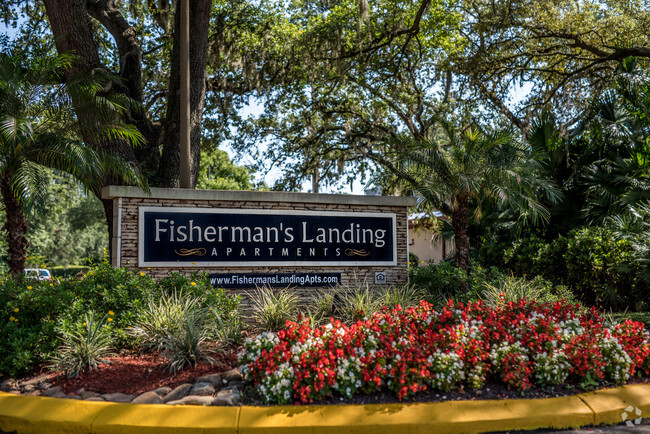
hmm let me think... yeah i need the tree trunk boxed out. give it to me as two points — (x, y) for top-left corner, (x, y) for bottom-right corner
(43, 0), (213, 260)
(0, 174), (29, 276)
(451, 192), (471, 291)
(44, 0), (171, 260)
(158, 0), (213, 188)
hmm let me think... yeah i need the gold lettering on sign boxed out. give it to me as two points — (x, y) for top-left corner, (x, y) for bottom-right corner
(345, 248), (370, 257)
(174, 248), (207, 257)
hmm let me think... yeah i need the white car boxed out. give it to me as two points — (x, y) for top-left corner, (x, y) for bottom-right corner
(24, 268), (52, 281)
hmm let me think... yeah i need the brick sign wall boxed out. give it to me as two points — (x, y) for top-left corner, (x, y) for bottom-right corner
(102, 186), (415, 304)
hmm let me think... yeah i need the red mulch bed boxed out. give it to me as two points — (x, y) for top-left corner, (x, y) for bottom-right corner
(48, 350), (239, 396)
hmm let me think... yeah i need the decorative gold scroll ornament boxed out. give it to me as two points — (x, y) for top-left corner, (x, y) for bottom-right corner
(345, 248), (370, 257)
(174, 248), (207, 257)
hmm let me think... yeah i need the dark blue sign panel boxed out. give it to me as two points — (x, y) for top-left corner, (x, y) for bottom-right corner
(209, 273), (341, 288)
(138, 207), (396, 267)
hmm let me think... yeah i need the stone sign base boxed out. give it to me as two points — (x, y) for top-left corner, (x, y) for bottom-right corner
(102, 186), (415, 309)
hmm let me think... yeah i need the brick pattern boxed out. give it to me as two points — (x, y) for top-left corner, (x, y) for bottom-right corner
(113, 196), (409, 300)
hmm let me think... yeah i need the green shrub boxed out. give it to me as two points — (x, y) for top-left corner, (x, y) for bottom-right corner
(55, 262), (157, 349)
(477, 226), (641, 310)
(0, 263), (241, 378)
(502, 236), (547, 276)
(409, 261), (472, 306)
(50, 311), (114, 378)
(564, 227), (635, 308)
(50, 266), (91, 278)
(409, 252), (420, 268)
(0, 276), (73, 377)
(129, 290), (201, 352)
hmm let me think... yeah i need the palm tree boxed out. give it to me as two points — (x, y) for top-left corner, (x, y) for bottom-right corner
(0, 51), (147, 276)
(380, 117), (561, 281)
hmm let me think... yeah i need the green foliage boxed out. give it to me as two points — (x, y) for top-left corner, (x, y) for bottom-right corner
(564, 227), (636, 308)
(409, 261), (472, 305)
(377, 285), (424, 310)
(384, 119), (561, 276)
(129, 290), (203, 353)
(50, 311), (114, 378)
(212, 307), (245, 347)
(0, 260), (241, 378)
(55, 261), (156, 348)
(50, 266), (91, 278)
(408, 261), (575, 308)
(25, 171), (108, 267)
(479, 275), (576, 308)
(477, 226), (641, 309)
(312, 283), (424, 324)
(160, 306), (215, 373)
(0, 49), (147, 275)
(248, 286), (299, 332)
(130, 290), (215, 373)
(337, 284), (381, 323)
(0, 276), (72, 377)
(233, 0), (464, 192)
(196, 147), (256, 191)
(408, 252), (420, 268)
(303, 291), (339, 326)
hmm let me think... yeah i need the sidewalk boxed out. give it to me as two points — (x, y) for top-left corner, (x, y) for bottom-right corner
(1, 383), (649, 433)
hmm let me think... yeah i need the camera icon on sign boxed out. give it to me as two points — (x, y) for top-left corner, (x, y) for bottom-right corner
(375, 272), (387, 284)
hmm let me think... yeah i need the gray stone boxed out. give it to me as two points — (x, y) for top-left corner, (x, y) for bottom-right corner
(21, 384), (36, 393)
(64, 395), (81, 400)
(212, 389), (240, 406)
(189, 382), (215, 396)
(132, 391), (163, 404)
(37, 382), (53, 391)
(19, 373), (50, 388)
(23, 391), (42, 396)
(152, 386), (172, 397)
(0, 379), (17, 392)
(221, 368), (242, 383)
(80, 391), (101, 399)
(162, 383), (192, 403)
(196, 373), (222, 389)
(224, 380), (244, 389)
(84, 396), (106, 402)
(166, 395), (214, 406)
(41, 386), (63, 397)
(101, 392), (135, 403)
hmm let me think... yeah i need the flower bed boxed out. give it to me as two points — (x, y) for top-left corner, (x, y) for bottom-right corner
(239, 300), (650, 404)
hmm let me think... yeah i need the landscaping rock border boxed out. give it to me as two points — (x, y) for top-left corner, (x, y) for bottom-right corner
(0, 368), (243, 407)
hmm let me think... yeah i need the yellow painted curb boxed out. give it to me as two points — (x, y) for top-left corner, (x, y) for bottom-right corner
(0, 384), (649, 434)
(238, 395), (593, 434)
(92, 403), (240, 434)
(578, 384), (650, 427)
(0, 392), (117, 434)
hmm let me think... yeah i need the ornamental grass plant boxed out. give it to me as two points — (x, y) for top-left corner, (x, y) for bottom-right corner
(50, 311), (114, 378)
(130, 290), (216, 372)
(248, 285), (299, 331)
